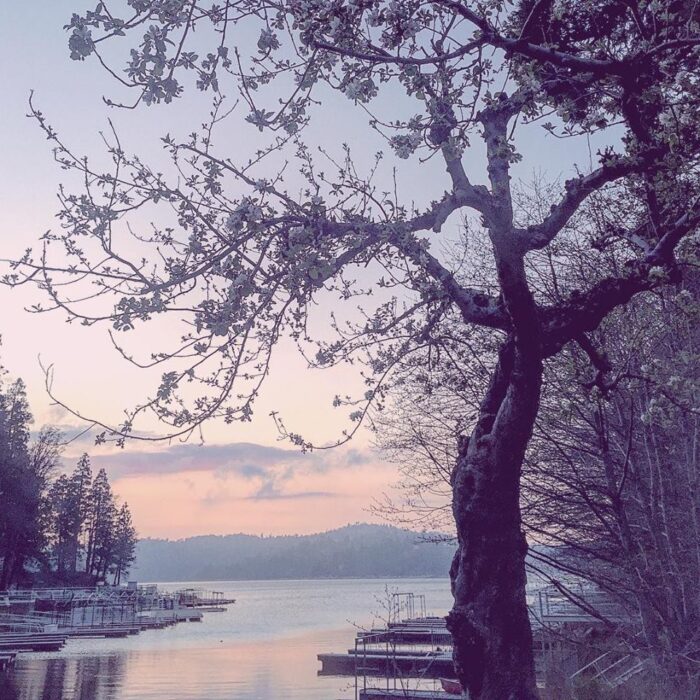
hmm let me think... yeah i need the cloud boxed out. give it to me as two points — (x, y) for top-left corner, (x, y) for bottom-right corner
(91, 441), (376, 479)
(91, 442), (303, 478)
(246, 481), (338, 501)
(339, 448), (369, 467)
(83, 440), (382, 503)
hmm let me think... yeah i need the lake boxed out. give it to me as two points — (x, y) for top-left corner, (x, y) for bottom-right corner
(1, 578), (453, 699)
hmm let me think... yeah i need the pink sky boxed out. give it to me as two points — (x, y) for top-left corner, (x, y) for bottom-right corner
(0, 1), (594, 539)
(111, 451), (395, 538)
(0, 1), (410, 539)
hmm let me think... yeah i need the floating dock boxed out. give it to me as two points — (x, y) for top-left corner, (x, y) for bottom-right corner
(318, 651), (456, 679)
(175, 588), (236, 608)
(360, 628), (452, 645)
(0, 633), (66, 652)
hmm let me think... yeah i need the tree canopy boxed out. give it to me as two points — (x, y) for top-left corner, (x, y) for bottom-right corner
(10, 0), (698, 443)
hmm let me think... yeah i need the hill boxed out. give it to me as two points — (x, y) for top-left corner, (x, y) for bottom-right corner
(130, 523), (456, 582)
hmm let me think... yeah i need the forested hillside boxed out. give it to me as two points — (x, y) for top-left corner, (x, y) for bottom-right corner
(131, 524), (456, 582)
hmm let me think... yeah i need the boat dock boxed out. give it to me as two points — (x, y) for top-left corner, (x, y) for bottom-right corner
(319, 649), (456, 678)
(0, 583), (228, 672)
(0, 632), (66, 652)
(175, 588), (236, 608)
(323, 587), (640, 700)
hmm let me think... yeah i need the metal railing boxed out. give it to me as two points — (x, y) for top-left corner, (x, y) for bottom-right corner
(533, 584), (633, 625)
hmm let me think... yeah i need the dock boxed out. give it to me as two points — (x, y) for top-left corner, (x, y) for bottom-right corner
(359, 628), (452, 645)
(175, 588), (236, 608)
(322, 586), (642, 699)
(0, 633), (66, 652)
(318, 651), (456, 678)
(0, 582), (225, 671)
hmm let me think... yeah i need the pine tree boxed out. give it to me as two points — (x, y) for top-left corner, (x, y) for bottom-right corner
(111, 503), (137, 585)
(48, 474), (73, 576)
(48, 454), (92, 579)
(85, 468), (117, 583)
(0, 380), (45, 587)
(69, 454), (92, 574)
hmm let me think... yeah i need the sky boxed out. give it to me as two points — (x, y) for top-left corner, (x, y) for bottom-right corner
(0, 1), (409, 538)
(0, 2), (606, 539)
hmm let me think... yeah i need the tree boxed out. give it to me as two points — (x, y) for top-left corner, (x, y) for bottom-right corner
(48, 453), (93, 579)
(70, 454), (94, 574)
(0, 383), (61, 587)
(373, 225), (700, 679)
(48, 473), (75, 577)
(10, 2), (700, 696)
(111, 503), (137, 585)
(48, 454), (136, 585)
(0, 379), (36, 587)
(523, 275), (700, 676)
(85, 467), (118, 583)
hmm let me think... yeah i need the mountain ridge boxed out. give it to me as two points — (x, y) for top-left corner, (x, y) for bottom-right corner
(130, 523), (456, 582)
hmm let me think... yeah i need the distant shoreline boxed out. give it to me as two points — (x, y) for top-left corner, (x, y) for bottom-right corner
(130, 523), (456, 582)
(145, 574), (452, 584)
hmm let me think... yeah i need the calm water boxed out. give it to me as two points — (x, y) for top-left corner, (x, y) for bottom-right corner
(1, 578), (452, 699)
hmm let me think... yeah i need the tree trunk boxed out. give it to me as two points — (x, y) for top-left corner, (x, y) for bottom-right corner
(447, 340), (542, 699)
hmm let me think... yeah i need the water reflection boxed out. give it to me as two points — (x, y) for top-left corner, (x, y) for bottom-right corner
(3, 631), (355, 700)
(1, 654), (126, 700)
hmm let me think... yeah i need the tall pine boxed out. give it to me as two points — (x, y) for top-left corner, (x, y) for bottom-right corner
(85, 468), (117, 582)
(112, 503), (137, 585)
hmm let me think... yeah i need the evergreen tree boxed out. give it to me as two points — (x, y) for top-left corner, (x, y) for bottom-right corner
(69, 454), (92, 574)
(47, 473), (73, 576)
(0, 380), (51, 587)
(48, 454), (92, 579)
(0, 369), (132, 587)
(85, 468), (117, 583)
(111, 503), (137, 585)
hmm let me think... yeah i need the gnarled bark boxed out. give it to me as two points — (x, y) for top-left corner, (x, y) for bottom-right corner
(448, 333), (542, 699)
(447, 223), (544, 698)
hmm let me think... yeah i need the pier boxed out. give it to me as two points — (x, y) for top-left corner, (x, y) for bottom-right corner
(175, 588), (236, 608)
(0, 583), (231, 672)
(319, 648), (456, 679)
(321, 587), (641, 699)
